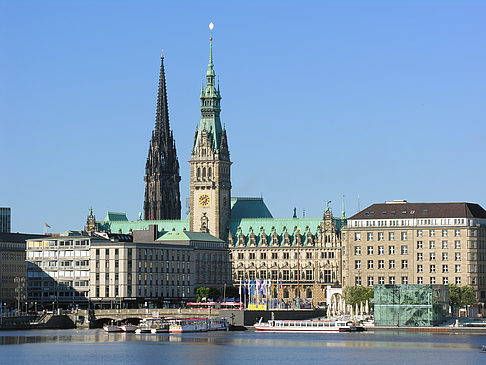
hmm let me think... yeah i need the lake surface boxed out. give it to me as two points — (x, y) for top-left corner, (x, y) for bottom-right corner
(0, 329), (484, 364)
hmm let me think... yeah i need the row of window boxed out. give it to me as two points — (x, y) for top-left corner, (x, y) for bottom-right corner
(352, 219), (467, 228)
(354, 244), (463, 256)
(236, 269), (336, 282)
(235, 251), (335, 260)
(355, 229), (462, 241)
(355, 276), (463, 286)
(355, 259), (463, 272)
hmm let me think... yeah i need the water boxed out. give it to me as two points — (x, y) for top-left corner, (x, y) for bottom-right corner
(0, 329), (484, 365)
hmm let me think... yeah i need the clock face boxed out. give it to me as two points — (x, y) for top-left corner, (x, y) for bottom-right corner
(198, 193), (210, 207)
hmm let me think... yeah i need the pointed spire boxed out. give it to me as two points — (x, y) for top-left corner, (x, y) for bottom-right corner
(144, 50), (181, 221)
(155, 50), (170, 138)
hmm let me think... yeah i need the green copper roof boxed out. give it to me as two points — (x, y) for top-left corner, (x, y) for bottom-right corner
(104, 212), (128, 221)
(157, 230), (224, 243)
(230, 197), (273, 220)
(228, 217), (324, 239)
(97, 216), (190, 235)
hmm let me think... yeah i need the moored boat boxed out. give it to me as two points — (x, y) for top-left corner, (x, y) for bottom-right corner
(135, 317), (169, 334)
(254, 319), (365, 333)
(207, 317), (229, 331)
(169, 318), (209, 333)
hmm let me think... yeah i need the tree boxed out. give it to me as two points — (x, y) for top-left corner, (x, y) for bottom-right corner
(195, 287), (210, 301)
(343, 286), (374, 307)
(449, 285), (476, 312)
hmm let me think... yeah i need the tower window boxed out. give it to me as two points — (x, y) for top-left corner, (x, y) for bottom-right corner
(197, 168), (200, 178)
(202, 167), (206, 178)
(208, 167), (211, 177)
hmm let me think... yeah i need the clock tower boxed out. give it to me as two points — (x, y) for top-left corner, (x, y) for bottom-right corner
(189, 25), (231, 240)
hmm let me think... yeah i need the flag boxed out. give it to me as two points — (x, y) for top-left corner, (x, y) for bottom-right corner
(44, 222), (51, 228)
(250, 279), (255, 295)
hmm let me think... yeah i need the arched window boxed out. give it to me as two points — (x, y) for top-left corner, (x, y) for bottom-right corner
(197, 168), (200, 178)
(306, 289), (312, 298)
(202, 167), (206, 178)
(208, 167), (212, 177)
(284, 289), (289, 298)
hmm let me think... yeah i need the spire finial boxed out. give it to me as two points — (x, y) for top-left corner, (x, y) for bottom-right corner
(161, 49), (164, 58)
(208, 22), (214, 68)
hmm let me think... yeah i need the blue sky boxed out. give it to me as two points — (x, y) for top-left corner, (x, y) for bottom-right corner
(1, 0), (485, 234)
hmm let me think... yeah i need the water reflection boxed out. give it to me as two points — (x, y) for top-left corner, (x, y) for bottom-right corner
(0, 330), (480, 351)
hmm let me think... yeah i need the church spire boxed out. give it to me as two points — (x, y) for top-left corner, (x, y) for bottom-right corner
(155, 50), (170, 138)
(144, 51), (181, 220)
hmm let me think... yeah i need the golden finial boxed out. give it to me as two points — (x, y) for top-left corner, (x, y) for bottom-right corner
(161, 49), (164, 58)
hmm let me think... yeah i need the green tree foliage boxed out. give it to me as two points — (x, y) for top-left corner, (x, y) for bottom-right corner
(343, 286), (374, 307)
(195, 287), (221, 301)
(195, 287), (210, 301)
(449, 284), (476, 310)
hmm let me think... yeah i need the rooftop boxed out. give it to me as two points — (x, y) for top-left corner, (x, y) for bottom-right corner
(349, 202), (486, 220)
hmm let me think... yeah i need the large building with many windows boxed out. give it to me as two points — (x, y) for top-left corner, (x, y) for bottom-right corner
(26, 227), (230, 309)
(342, 201), (486, 309)
(0, 232), (45, 308)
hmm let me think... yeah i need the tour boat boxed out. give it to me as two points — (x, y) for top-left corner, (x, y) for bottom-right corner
(119, 324), (138, 332)
(167, 317), (228, 333)
(207, 317), (229, 331)
(169, 318), (209, 333)
(135, 317), (169, 334)
(254, 319), (365, 333)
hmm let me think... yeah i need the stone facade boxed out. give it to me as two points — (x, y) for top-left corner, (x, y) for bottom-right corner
(143, 53), (181, 220)
(342, 201), (486, 307)
(228, 208), (344, 306)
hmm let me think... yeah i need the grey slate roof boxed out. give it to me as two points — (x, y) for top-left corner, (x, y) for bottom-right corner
(349, 202), (486, 220)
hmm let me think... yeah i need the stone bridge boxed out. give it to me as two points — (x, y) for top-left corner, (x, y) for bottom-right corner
(76, 308), (243, 328)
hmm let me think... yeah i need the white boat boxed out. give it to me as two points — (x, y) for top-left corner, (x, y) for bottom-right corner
(103, 324), (122, 333)
(169, 318), (210, 333)
(254, 319), (365, 333)
(168, 317), (229, 333)
(135, 317), (169, 334)
(207, 317), (229, 331)
(119, 324), (138, 332)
